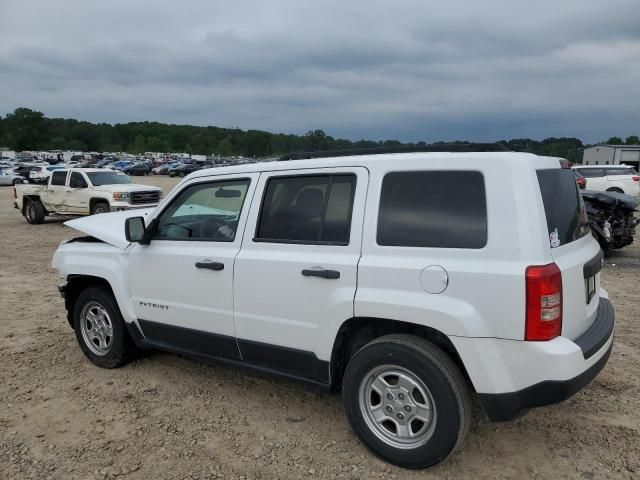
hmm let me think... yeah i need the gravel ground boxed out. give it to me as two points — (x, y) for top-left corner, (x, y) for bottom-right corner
(1, 177), (639, 480)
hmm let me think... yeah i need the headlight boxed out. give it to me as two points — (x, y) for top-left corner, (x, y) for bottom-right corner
(113, 192), (130, 200)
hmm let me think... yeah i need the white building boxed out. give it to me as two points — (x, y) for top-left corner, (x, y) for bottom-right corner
(582, 144), (640, 170)
(0, 149), (16, 160)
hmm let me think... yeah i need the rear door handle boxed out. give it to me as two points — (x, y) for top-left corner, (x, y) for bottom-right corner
(301, 269), (340, 279)
(195, 261), (224, 271)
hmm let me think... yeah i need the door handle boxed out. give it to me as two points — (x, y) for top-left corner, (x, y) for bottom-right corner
(301, 269), (340, 279)
(195, 261), (224, 271)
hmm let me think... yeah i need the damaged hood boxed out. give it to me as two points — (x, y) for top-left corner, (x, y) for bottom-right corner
(64, 208), (155, 249)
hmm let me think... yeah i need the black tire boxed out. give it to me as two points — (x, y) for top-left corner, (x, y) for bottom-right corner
(593, 232), (613, 256)
(24, 199), (45, 224)
(342, 334), (472, 469)
(606, 187), (623, 193)
(91, 201), (110, 215)
(72, 286), (137, 368)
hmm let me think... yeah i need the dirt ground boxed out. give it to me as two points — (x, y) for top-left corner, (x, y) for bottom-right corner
(1, 177), (639, 480)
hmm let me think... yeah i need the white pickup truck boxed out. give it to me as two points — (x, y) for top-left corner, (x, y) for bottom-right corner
(14, 168), (161, 224)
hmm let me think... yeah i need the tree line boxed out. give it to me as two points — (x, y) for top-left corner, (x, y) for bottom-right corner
(0, 108), (637, 162)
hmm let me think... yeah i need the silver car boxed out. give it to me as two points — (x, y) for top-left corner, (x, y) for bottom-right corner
(0, 168), (26, 186)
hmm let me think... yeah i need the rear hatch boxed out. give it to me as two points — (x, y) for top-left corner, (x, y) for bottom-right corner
(537, 168), (602, 340)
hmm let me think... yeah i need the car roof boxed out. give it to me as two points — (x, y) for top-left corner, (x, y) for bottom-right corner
(188, 151), (555, 180)
(574, 164), (631, 168)
(53, 168), (118, 173)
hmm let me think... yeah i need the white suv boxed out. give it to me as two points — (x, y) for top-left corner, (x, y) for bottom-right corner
(573, 164), (640, 196)
(52, 148), (614, 468)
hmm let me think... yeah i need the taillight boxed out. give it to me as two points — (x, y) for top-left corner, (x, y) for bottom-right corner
(525, 263), (562, 341)
(632, 176), (639, 182)
(576, 178), (586, 185)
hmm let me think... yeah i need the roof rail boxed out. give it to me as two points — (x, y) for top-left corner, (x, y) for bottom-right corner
(279, 143), (509, 161)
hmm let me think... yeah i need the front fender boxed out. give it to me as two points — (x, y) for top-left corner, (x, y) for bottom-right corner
(52, 242), (135, 323)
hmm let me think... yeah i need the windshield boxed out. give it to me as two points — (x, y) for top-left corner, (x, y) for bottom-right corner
(537, 169), (590, 248)
(86, 171), (133, 186)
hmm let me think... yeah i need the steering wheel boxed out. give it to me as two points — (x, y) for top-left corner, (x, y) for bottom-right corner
(200, 218), (228, 240)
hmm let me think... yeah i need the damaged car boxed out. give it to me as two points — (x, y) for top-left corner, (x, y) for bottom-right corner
(582, 190), (639, 254)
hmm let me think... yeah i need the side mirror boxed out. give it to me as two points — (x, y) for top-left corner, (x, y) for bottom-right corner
(125, 216), (146, 243)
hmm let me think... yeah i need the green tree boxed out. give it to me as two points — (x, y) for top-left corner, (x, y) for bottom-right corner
(625, 135), (639, 145)
(215, 138), (234, 156)
(132, 135), (146, 153)
(606, 136), (623, 145)
(2, 108), (47, 150)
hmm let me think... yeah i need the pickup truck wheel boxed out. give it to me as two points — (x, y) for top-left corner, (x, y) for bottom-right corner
(91, 202), (110, 215)
(73, 287), (137, 368)
(24, 199), (45, 224)
(342, 334), (471, 469)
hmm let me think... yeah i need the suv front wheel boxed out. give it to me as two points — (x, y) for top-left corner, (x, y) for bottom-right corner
(342, 334), (471, 469)
(72, 286), (137, 368)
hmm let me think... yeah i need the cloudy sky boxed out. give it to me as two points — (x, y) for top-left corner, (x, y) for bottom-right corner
(1, 0), (639, 143)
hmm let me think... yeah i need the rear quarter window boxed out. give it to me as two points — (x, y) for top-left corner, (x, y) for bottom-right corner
(537, 169), (589, 248)
(606, 167), (637, 176)
(377, 171), (487, 248)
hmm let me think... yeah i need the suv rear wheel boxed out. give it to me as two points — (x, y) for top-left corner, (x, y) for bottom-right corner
(72, 286), (137, 368)
(342, 334), (471, 469)
(24, 199), (45, 224)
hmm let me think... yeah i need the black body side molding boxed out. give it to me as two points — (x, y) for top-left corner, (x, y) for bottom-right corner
(128, 319), (331, 390)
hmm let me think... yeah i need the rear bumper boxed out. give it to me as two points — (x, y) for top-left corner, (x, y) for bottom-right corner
(477, 298), (614, 421)
(478, 340), (612, 421)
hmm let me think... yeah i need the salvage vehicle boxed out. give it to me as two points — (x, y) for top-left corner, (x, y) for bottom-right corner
(52, 146), (614, 469)
(152, 161), (181, 175)
(168, 161), (212, 177)
(122, 162), (153, 176)
(14, 168), (161, 224)
(573, 165), (640, 196)
(0, 168), (26, 186)
(12, 164), (49, 183)
(582, 190), (639, 254)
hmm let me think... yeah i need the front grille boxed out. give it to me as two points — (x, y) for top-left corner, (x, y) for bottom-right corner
(130, 191), (160, 204)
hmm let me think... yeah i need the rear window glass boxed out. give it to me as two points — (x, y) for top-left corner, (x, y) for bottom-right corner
(377, 171), (487, 248)
(537, 169), (590, 248)
(606, 167), (637, 176)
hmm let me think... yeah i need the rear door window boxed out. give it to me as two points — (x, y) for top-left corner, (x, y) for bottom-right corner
(255, 174), (356, 245)
(537, 169), (589, 248)
(51, 170), (67, 186)
(377, 171), (487, 248)
(577, 168), (604, 178)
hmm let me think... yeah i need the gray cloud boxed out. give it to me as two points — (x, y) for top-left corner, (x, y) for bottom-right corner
(0, 0), (639, 142)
